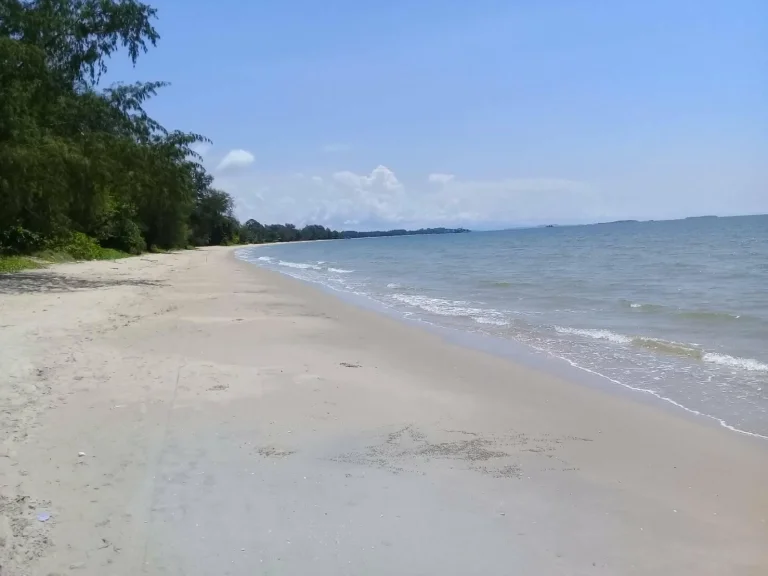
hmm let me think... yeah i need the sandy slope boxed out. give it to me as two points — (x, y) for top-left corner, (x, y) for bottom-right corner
(0, 246), (766, 575)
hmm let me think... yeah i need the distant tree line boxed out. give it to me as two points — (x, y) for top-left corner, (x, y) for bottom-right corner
(240, 222), (339, 243)
(239, 222), (470, 244)
(339, 227), (470, 239)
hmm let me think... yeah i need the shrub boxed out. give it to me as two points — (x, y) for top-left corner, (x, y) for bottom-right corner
(103, 218), (146, 255)
(56, 233), (130, 261)
(62, 232), (104, 260)
(0, 226), (45, 255)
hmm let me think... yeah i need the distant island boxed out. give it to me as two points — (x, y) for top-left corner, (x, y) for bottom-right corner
(596, 219), (640, 225)
(341, 227), (470, 239)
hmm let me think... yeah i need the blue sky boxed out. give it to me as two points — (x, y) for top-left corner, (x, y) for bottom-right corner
(107, 0), (766, 229)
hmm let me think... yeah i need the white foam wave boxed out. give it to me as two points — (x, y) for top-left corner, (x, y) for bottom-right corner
(554, 326), (632, 344)
(257, 256), (272, 262)
(556, 327), (768, 374)
(392, 294), (474, 315)
(328, 267), (354, 274)
(278, 260), (320, 270)
(703, 353), (768, 372)
(391, 294), (508, 325)
(474, 317), (510, 326)
(630, 303), (642, 308)
(386, 283), (400, 289)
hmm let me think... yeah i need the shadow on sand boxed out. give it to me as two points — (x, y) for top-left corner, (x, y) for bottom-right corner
(0, 271), (164, 295)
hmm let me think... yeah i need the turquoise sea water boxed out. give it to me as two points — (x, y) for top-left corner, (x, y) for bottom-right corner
(237, 215), (768, 437)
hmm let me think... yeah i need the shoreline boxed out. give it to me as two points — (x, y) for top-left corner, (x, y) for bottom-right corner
(1, 246), (766, 574)
(236, 246), (768, 442)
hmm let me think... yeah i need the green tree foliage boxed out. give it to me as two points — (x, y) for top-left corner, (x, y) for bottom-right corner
(238, 222), (339, 244)
(0, 0), (240, 255)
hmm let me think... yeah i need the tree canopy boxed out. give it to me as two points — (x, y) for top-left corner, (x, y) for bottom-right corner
(0, 0), (237, 255)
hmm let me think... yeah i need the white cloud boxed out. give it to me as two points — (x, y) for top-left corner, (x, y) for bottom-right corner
(333, 165), (403, 192)
(216, 149), (255, 171)
(213, 164), (602, 230)
(428, 173), (455, 184)
(322, 143), (351, 153)
(190, 142), (211, 158)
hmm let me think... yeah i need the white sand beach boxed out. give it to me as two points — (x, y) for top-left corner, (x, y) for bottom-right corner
(1, 246), (766, 575)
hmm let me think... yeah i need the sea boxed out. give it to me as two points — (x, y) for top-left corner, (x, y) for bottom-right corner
(236, 215), (768, 438)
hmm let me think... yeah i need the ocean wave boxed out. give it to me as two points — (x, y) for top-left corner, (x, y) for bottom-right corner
(678, 310), (743, 321)
(621, 300), (747, 322)
(392, 294), (475, 315)
(619, 300), (666, 312)
(257, 256), (272, 262)
(703, 353), (768, 372)
(478, 280), (514, 288)
(478, 279), (540, 290)
(628, 303), (665, 312)
(554, 326), (632, 344)
(555, 326), (768, 372)
(278, 260), (320, 270)
(391, 293), (507, 325)
(474, 316), (510, 326)
(386, 282), (420, 292)
(632, 337), (702, 359)
(328, 267), (354, 274)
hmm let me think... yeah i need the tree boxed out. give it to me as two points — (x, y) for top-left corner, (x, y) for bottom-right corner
(241, 219), (264, 243)
(0, 0), (235, 254)
(190, 187), (239, 246)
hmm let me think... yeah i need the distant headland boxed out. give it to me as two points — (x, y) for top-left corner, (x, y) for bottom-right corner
(341, 227), (471, 239)
(237, 222), (470, 244)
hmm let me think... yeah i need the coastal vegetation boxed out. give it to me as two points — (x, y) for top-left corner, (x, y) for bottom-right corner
(0, 0), (468, 272)
(0, 0), (238, 265)
(239, 223), (470, 243)
(338, 227), (469, 239)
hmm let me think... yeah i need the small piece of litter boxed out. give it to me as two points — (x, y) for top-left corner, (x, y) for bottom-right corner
(78, 452), (86, 457)
(37, 512), (51, 522)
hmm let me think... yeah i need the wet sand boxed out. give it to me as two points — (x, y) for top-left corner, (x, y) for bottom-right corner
(1, 246), (766, 575)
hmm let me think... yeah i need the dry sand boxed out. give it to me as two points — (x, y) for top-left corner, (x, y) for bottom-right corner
(0, 246), (766, 575)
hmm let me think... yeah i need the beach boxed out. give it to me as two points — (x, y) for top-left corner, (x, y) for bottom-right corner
(1, 246), (766, 575)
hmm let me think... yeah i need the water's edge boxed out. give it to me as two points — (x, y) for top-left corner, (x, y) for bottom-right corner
(235, 247), (767, 442)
